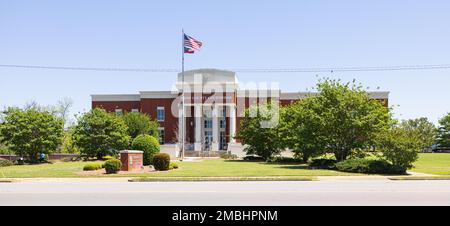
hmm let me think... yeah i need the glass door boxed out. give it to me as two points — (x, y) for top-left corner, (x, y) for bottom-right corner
(204, 131), (213, 152)
(220, 131), (227, 150)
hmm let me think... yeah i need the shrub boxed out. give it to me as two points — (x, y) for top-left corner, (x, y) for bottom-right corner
(169, 162), (179, 170)
(267, 157), (304, 164)
(104, 159), (122, 174)
(335, 158), (404, 175)
(0, 159), (14, 167)
(378, 127), (421, 173)
(131, 134), (160, 165)
(309, 158), (338, 170)
(83, 163), (103, 171)
(153, 153), (170, 171)
(220, 153), (238, 160)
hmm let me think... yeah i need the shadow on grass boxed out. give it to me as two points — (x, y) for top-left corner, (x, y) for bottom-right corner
(224, 160), (309, 168)
(274, 165), (311, 170)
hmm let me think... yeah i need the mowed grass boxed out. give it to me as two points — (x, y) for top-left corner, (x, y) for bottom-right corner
(0, 161), (102, 178)
(411, 153), (450, 175)
(4, 153), (448, 178)
(122, 160), (357, 178)
(0, 159), (356, 178)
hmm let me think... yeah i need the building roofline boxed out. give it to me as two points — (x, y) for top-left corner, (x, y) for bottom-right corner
(91, 94), (141, 102)
(139, 91), (178, 99)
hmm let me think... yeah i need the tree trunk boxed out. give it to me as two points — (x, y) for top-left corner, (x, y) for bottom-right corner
(302, 154), (309, 163)
(334, 151), (348, 162)
(96, 153), (104, 160)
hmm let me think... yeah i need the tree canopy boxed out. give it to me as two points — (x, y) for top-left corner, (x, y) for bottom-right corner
(72, 108), (131, 159)
(236, 103), (283, 160)
(281, 97), (325, 162)
(400, 117), (437, 149)
(0, 108), (64, 161)
(437, 113), (450, 147)
(121, 112), (159, 140)
(297, 78), (391, 161)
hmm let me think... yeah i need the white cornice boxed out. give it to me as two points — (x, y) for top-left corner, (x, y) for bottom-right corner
(91, 94), (140, 102)
(140, 91), (178, 99)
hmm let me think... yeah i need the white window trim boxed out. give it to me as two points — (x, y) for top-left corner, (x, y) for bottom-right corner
(157, 107), (165, 122)
(115, 109), (123, 115)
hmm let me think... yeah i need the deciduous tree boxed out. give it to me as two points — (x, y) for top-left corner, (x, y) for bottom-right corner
(236, 103), (283, 160)
(437, 113), (450, 147)
(122, 112), (159, 140)
(400, 117), (438, 149)
(72, 108), (131, 159)
(0, 108), (64, 162)
(299, 78), (391, 161)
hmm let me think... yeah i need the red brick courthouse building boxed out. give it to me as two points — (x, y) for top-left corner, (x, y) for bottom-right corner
(92, 69), (389, 157)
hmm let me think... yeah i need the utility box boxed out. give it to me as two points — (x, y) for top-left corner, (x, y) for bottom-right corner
(120, 150), (144, 171)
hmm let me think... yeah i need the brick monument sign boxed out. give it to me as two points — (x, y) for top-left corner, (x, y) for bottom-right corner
(120, 150), (144, 171)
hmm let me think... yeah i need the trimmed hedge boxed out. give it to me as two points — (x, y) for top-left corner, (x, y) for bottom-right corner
(309, 159), (338, 170)
(131, 134), (160, 166)
(335, 158), (404, 175)
(0, 159), (14, 167)
(83, 163), (103, 171)
(153, 153), (170, 171)
(104, 158), (122, 174)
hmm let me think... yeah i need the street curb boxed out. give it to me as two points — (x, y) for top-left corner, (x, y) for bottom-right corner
(129, 176), (317, 182)
(389, 176), (450, 181)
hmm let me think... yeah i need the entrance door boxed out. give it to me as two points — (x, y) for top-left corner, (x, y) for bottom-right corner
(204, 131), (213, 152)
(219, 131), (227, 150)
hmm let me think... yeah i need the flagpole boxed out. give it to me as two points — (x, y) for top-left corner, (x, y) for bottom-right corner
(181, 29), (185, 161)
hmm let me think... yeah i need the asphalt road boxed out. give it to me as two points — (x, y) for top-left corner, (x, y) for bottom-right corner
(1, 179), (450, 206)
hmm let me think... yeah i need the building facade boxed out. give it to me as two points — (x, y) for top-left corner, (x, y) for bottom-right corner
(92, 69), (389, 157)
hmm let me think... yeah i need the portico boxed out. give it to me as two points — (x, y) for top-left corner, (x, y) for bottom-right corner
(176, 69), (238, 153)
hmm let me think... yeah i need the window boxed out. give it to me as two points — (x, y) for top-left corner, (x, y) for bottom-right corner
(204, 119), (213, 129)
(220, 119), (226, 129)
(115, 109), (123, 116)
(158, 128), (165, 144)
(131, 109), (139, 113)
(157, 107), (165, 121)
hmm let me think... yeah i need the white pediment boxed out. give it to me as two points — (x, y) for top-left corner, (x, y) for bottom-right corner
(177, 69), (237, 84)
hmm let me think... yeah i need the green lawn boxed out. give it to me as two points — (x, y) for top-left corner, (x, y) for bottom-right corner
(0, 159), (356, 178)
(122, 160), (357, 178)
(2, 154), (448, 178)
(411, 153), (450, 175)
(0, 161), (101, 178)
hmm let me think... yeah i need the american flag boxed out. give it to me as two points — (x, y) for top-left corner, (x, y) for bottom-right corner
(184, 34), (203, 54)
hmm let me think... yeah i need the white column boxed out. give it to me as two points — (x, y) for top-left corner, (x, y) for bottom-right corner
(211, 105), (219, 151)
(229, 105), (237, 143)
(194, 105), (202, 152)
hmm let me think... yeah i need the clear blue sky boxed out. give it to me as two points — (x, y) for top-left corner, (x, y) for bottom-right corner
(1, 0), (449, 124)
